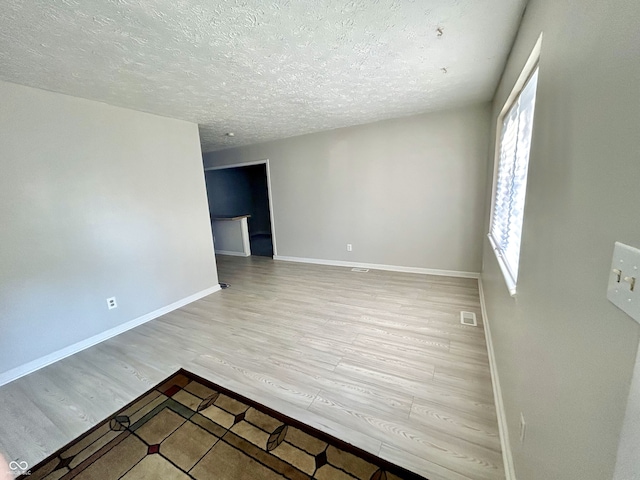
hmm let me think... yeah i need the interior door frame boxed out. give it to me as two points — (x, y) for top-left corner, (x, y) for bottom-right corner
(204, 159), (278, 257)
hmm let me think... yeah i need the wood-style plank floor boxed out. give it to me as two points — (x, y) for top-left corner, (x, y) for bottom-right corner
(0, 256), (503, 480)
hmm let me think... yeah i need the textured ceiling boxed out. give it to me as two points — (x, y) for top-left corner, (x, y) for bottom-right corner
(0, 0), (526, 152)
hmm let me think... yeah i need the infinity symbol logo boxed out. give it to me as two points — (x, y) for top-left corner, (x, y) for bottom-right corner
(9, 460), (28, 470)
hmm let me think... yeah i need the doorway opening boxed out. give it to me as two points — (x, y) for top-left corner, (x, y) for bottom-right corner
(204, 160), (277, 257)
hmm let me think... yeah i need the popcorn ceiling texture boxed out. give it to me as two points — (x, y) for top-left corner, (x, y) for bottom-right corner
(0, 0), (525, 152)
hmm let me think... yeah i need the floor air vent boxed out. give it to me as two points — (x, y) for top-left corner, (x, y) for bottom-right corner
(351, 268), (369, 273)
(460, 311), (477, 326)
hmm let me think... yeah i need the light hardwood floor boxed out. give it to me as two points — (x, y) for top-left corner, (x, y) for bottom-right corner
(0, 256), (503, 480)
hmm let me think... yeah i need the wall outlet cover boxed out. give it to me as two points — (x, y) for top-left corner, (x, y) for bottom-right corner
(107, 297), (117, 310)
(519, 412), (526, 444)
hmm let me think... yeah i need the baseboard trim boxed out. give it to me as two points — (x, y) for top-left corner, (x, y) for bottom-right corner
(216, 250), (250, 257)
(478, 277), (516, 480)
(0, 285), (222, 387)
(273, 255), (480, 279)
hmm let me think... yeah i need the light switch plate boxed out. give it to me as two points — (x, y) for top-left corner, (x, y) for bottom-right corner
(607, 242), (640, 324)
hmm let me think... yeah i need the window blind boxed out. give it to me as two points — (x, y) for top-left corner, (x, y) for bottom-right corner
(489, 67), (539, 293)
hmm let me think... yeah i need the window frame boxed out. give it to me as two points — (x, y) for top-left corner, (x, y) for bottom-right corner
(488, 34), (543, 296)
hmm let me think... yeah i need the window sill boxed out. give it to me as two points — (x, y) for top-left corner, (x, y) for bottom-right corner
(488, 234), (518, 297)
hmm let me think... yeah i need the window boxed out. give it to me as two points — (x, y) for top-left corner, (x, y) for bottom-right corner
(489, 57), (540, 296)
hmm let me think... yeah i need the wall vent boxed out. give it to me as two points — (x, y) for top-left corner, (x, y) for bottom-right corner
(351, 268), (369, 273)
(460, 311), (477, 326)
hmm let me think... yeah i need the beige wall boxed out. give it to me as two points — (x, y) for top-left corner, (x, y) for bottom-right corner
(204, 104), (490, 274)
(0, 81), (218, 377)
(480, 0), (640, 478)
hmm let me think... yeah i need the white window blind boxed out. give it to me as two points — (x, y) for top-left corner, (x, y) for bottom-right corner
(489, 67), (539, 294)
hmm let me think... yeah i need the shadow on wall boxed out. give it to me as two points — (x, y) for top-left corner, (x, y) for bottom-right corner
(204, 164), (273, 257)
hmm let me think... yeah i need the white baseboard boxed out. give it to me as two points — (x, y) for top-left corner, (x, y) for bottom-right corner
(478, 278), (516, 480)
(274, 255), (480, 279)
(216, 250), (250, 257)
(0, 285), (221, 387)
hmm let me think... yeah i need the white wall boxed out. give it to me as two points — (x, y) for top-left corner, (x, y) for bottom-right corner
(480, 0), (640, 479)
(614, 346), (640, 480)
(204, 104), (490, 274)
(0, 81), (219, 379)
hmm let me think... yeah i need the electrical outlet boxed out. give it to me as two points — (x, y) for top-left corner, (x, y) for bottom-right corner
(107, 297), (117, 310)
(519, 412), (526, 444)
(346, 243), (353, 252)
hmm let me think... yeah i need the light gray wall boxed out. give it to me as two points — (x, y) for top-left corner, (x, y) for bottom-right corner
(480, 0), (640, 479)
(0, 80), (218, 376)
(204, 104), (490, 273)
